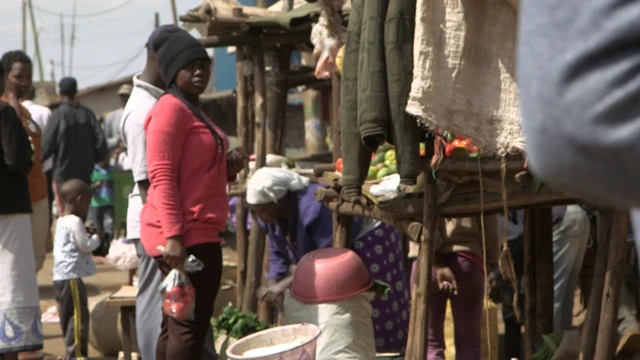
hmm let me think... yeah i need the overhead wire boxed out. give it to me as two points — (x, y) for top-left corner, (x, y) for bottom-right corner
(103, 46), (146, 82)
(32, 0), (137, 19)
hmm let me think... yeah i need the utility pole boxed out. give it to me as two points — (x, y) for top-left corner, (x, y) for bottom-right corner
(69, 0), (77, 76)
(60, 14), (66, 78)
(22, 1), (27, 51)
(26, 0), (44, 82)
(49, 59), (56, 84)
(170, 0), (178, 25)
(155, 12), (160, 28)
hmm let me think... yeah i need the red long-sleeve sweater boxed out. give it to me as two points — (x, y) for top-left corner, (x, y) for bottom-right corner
(141, 94), (229, 257)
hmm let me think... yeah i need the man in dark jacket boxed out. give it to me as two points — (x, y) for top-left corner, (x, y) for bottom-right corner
(42, 77), (107, 213)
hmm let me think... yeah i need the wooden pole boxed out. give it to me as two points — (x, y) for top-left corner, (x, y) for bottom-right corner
(266, 48), (290, 155)
(170, 0), (178, 25)
(155, 12), (160, 28)
(68, 0), (77, 77)
(59, 14), (66, 78)
(26, 0), (44, 82)
(329, 71), (351, 247)
(241, 46), (267, 313)
(580, 210), (612, 359)
(523, 209), (537, 359)
(22, 1), (27, 52)
(593, 211), (629, 359)
(234, 45), (250, 308)
(301, 53), (328, 155)
(406, 166), (437, 359)
(534, 208), (554, 338)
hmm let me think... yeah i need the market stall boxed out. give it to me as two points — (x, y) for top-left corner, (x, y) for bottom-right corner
(307, 0), (630, 358)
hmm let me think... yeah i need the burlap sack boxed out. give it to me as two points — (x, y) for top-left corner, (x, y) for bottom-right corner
(406, 0), (524, 155)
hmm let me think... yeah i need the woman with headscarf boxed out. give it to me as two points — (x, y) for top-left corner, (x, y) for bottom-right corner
(140, 30), (243, 360)
(246, 167), (410, 354)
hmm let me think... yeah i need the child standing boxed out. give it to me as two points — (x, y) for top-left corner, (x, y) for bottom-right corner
(411, 215), (499, 360)
(53, 179), (101, 359)
(89, 158), (115, 255)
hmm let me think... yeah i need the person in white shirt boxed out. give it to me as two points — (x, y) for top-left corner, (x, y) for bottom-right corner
(103, 84), (131, 154)
(120, 25), (216, 360)
(53, 179), (101, 360)
(22, 87), (55, 247)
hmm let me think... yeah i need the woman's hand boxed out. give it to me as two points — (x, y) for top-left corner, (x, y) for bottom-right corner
(436, 266), (458, 295)
(164, 237), (187, 270)
(257, 284), (284, 305)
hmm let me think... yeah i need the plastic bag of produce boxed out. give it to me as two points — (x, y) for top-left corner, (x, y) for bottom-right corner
(158, 254), (203, 321)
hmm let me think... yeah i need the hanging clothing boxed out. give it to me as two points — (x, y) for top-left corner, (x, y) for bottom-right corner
(340, 0), (421, 198)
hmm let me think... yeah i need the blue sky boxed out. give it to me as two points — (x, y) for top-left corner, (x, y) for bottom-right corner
(0, 0), (199, 89)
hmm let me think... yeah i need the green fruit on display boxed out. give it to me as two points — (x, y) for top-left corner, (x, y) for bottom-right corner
(376, 167), (390, 179)
(388, 162), (397, 174)
(378, 143), (394, 154)
(372, 152), (386, 165)
(444, 132), (456, 143)
(367, 166), (377, 180)
(384, 159), (393, 167)
(375, 162), (386, 170)
(384, 149), (396, 162)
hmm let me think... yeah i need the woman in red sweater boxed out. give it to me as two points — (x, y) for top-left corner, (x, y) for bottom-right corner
(141, 30), (242, 359)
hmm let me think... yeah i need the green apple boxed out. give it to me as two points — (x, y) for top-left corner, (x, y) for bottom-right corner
(367, 166), (377, 180)
(384, 149), (396, 162)
(376, 167), (390, 179)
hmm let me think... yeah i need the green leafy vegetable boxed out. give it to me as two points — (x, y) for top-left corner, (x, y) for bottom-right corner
(212, 303), (270, 339)
(371, 280), (391, 298)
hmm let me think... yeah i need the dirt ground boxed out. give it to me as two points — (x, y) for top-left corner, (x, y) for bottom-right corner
(37, 245), (239, 360)
(37, 243), (586, 360)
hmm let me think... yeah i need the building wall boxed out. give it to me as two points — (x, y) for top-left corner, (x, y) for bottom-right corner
(78, 83), (127, 117)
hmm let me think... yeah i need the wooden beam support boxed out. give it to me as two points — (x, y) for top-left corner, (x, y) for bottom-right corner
(406, 167), (437, 359)
(241, 46), (268, 313)
(200, 32), (312, 48)
(523, 209), (536, 360)
(534, 208), (554, 340)
(234, 45), (251, 307)
(593, 211), (629, 358)
(580, 210), (613, 359)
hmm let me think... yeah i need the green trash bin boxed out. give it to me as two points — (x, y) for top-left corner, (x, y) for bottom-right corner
(113, 170), (135, 238)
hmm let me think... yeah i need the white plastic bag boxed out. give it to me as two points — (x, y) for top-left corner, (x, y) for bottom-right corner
(283, 290), (376, 360)
(158, 254), (204, 321)
(104, 238), (138, 271)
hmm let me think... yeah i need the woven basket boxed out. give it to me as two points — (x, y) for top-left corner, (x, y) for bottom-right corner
(226, 323), (321, 360)
(406, 0), (523, 155)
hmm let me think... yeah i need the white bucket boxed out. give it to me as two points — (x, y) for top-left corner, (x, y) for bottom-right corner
(226, 323), (321, 360)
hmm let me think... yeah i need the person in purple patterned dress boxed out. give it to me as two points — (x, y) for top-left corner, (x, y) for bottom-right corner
(229, 169), (410, 354)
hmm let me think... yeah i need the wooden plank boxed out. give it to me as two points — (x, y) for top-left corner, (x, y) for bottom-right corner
(523, 209), (536, 360)
(593, 211), (629, 358)
(580, 210), (613, 359)
(534, 208), (554, 337)
(234, 45), (251, 307)
(200, 31), (311, 48)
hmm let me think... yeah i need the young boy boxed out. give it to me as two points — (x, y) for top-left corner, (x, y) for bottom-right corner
(89, 158), (115, 255)
(53, 179), (101, 359)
